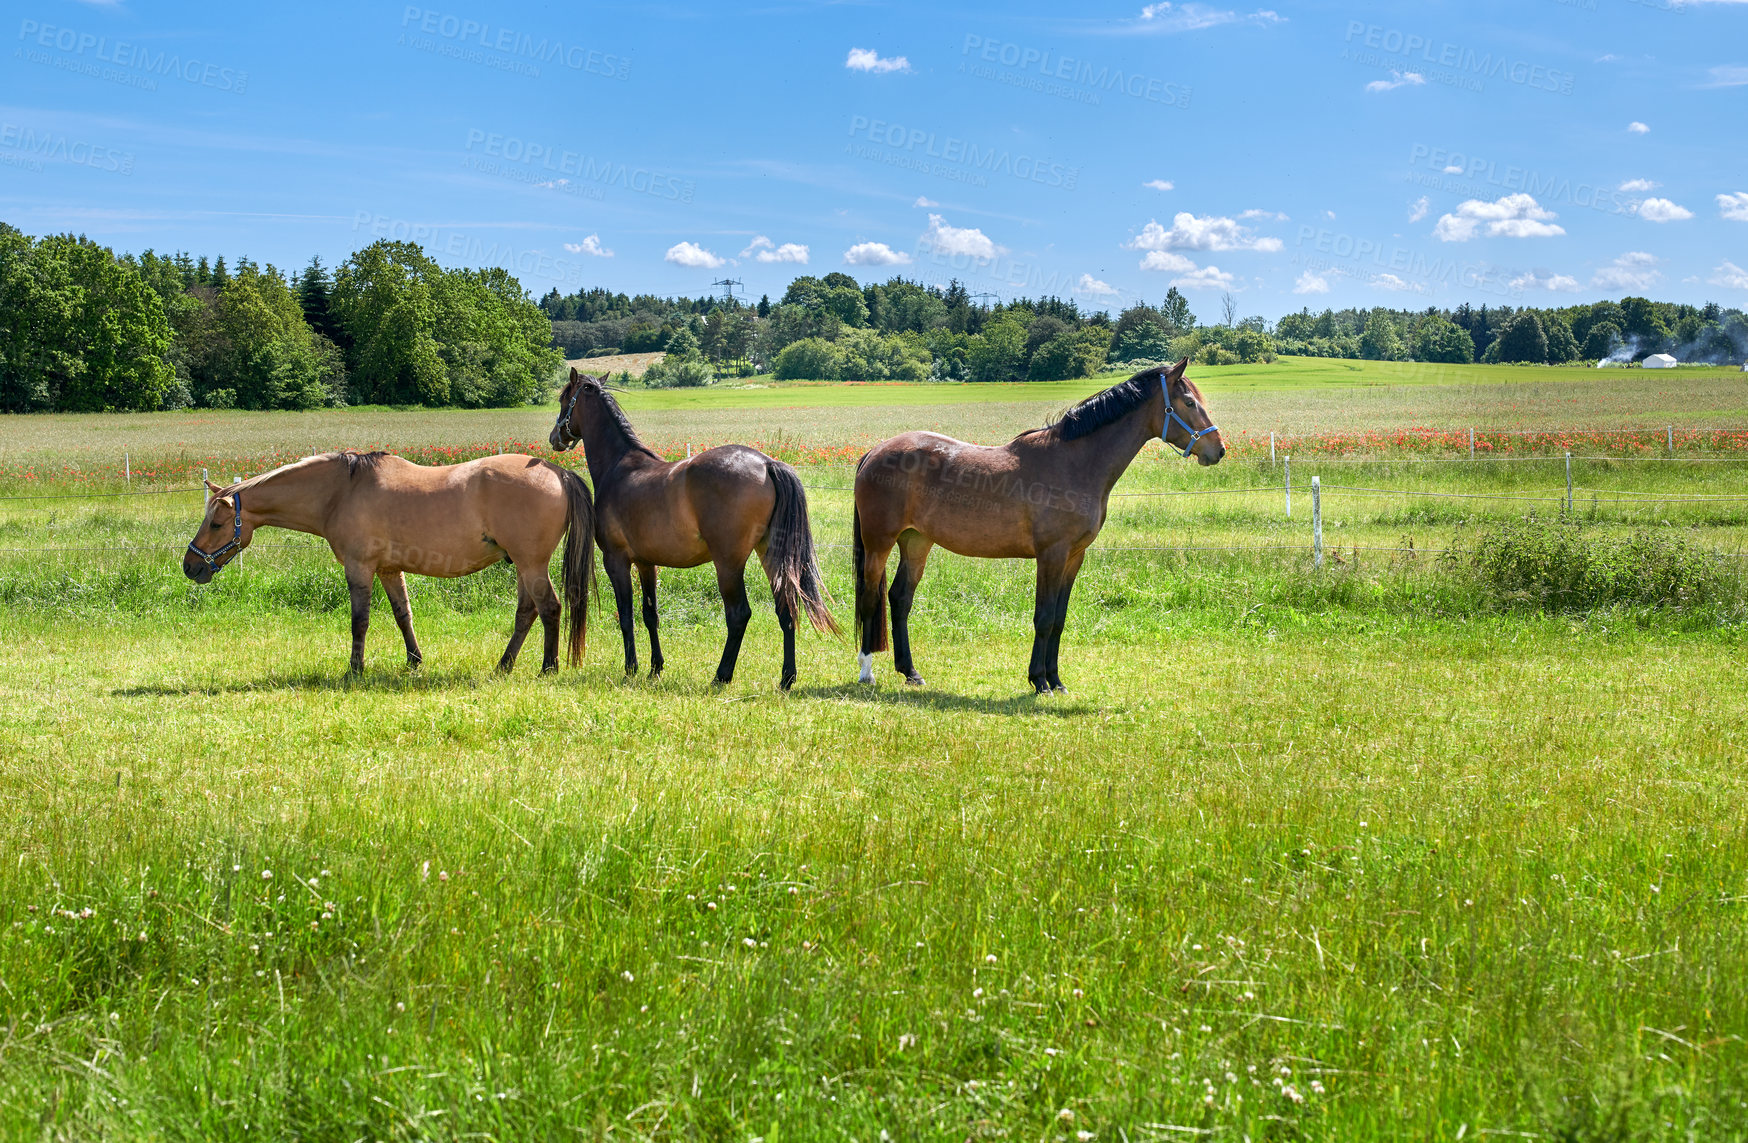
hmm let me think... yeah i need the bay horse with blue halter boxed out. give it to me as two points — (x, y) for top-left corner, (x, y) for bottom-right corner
(549, 369), (838, 690)
(183, 450), (594, 675)
(852, 358), (1223, 695)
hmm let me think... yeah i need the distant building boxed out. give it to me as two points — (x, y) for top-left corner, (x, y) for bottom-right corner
(1643, 353), (1678, 369)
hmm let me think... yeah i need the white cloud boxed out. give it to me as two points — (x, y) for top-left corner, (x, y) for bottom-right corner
(1433, 194), (1564, 241)
(920, 214), (1004, 260)
(1375, 273), (1420, 293)
(1138, 250), (1197, 273)
(1709, 261), (1748, 290)
(1510, 270), (1582, 292)
(845, 47), (909, 73)
(664, 241), (725, 269)
(912, 195), (939, 208)
(1076, 273), (1118, 297)
(1292, 270), (1329, 294)
(1702, 65), (1748, 88)
(1408, 196), (1430, 223)
(1170, 264), (1236, 290)
(1719, 192), (1748, 221)
(1238, 208), (1288, 221)
(1592, 251), (1662, 291)
(1618, 178), (1659, 193)
(1442, 164), (1463, 174)
(1627, 121), (1650, 134)
(564, 234), (613, 257)
(1143, 179), (1175, 191)
(843, 242), (911, 266)
(1637, 197), (1694, 222)
(740, 236), (810, 264)
(1365, 70), (1426, 93)
(1131, 3), (1284, 33)
(1129, 212), (1282, 253)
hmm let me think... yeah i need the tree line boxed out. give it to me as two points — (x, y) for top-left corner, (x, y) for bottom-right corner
(3, 221), (1743, 413)
(0, 225), (558, 413)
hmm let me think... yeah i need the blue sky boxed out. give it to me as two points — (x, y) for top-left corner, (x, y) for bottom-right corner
(2, 0), (1744, 319)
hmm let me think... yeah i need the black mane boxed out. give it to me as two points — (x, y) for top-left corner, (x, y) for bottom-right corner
(1047, 368), (1164, 441)
(336, 449), (388, 478)
(589, 380), (661, 461)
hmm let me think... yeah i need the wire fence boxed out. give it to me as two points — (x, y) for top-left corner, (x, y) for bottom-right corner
(2, 444), (1745, 566)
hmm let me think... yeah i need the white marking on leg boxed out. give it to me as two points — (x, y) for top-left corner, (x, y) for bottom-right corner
(858, 652), (874, 684)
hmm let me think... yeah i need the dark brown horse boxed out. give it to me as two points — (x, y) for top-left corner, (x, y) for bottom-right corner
(183, 451), (594, 674)
(852, 359), (1222, 694)
(548, 369), (836, 689)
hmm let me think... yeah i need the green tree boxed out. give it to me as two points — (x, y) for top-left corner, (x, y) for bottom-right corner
(1413, 315), (1475, 364)
(1359, 313), (1401, 361)
(1542, 315), (1579, 364)
(0, 229), (174, 412)
(772, 337), (844, 380)
(1495, 311), (1548, 363)
(213, 262), (343, 410)
(1159, 287), (1194, 335)
(966, 315), (1028, 383)
(1583, 321), (1621, 360)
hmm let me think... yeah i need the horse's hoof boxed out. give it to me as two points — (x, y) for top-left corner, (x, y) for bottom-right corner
(780, 675), (797, 691)
(541, 664), (559, 676)
(648, 669), (663, 682)
(405, 656), (422, 670)
(1051, 683), (1068, 694)
(904, 674), (925, 687)
(713, 675), (733, 687)
(1031, 681), (1053, 696)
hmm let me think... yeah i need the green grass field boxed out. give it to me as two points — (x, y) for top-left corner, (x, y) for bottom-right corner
(2, 359), (1746, 1140)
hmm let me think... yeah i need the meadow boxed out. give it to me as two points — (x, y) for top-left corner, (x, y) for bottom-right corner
(1, 359), (1746, 1141)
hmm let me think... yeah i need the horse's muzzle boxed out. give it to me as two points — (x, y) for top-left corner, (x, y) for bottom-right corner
(183, 554), (215, 584)
(1197, 443), (1226, 466)
(548, 426), (574, 452)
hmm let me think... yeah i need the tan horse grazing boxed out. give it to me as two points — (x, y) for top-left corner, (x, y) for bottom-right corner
(853, 359), (1223, 695)
(548, 369), (837, 690)
(182, 451), (594, 675)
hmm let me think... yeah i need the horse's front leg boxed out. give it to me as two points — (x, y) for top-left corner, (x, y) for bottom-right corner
(637, 562), (664, 679)
(1027, 548), (1069, 695)
(379, 570), (422, 669)
(497, 575), (537, 674)
(604, 551), (638, 677)
(1044, 550), (1086, 693)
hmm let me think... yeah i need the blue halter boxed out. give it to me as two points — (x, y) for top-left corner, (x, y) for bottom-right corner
(186, 490), (244, 574)
(1161, 374), (1218, 458)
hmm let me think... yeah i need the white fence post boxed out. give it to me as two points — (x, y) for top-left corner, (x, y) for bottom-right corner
(1668, 425), (1674, 458)
(1270, 431), (1276, 466)
(1284, 455), (1291, 518)
(202, 468), (210, 507)
(1469, 428), (1475, 460)
(124, 451), (130, 487)
(1565, 452), (1573, 514)
(1312, 475), (1322, 568)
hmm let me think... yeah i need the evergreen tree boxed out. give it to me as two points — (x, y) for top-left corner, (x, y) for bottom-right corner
(1159, 287), (1194, 335)
(210, 255), (229, 290)
(295, 256), (343, 347)
(757, 293), (770, 319)
(1495, 311), (1548, 363)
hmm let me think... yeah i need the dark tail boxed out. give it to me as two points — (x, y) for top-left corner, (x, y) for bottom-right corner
(559, 467), (596, 666)
(765, 461), (839, 635)
(852, 452), (888, 653)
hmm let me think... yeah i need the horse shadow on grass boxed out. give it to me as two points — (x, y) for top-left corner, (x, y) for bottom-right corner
(112, 666), (495, 698)
(786, 681), (1107, 718)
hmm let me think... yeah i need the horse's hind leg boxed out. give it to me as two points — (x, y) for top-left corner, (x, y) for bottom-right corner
(756, 544), (797, 691)
(380, 570), (422, 669)
(528, 568), (562, 674)
(856, 537), (895, 684)
(890, 531), (933, 686)
(497, 576), (537, 674)
(637, 561), (664, 679)
(1027, 547), (1070, 696)
(713, 558), (753, 686)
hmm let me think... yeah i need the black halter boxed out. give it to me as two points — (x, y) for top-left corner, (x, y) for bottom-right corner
(186, 490), (244, 574)
(552, 385), (583, 450)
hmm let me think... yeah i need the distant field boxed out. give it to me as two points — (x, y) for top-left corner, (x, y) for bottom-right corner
(562, 350), (665, 378)
(1, 359), (1745, 475)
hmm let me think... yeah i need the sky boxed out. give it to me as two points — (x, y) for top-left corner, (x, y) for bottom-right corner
(2, 0), (1745, 320)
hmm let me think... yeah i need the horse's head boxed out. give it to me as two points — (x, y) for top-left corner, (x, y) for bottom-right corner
(182, 481), (254, 583)
(549, 367), (602, 452)
(1157, 358), (1224, 466)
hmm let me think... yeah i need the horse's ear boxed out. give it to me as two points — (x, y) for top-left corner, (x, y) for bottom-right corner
(1162, 357), (1190, 391)
(569, 366), (580, 382)
(204, 479), (223, 494)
